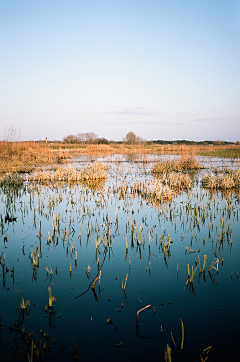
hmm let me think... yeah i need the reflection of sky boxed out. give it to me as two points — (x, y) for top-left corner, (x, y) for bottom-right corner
(1, 1), (240, 141)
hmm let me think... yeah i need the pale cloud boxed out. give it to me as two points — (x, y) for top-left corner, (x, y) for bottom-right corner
(67, 119), (89, 124)
(193, 118), (225, 123)
(104, 107), (162, 116)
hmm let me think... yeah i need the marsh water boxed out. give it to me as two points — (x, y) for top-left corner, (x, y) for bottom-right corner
(0, 155), (240, 361)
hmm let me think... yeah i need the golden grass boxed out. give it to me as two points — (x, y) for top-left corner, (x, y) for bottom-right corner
(201, 168), (240, 190)
(116, 179), (174, 204)
(24, 162), (108, 187)
(0, 141), (67, 177)
(152, 154), (201, 174)
(51, 142), (240, 156)
(159, 172), (193, 190)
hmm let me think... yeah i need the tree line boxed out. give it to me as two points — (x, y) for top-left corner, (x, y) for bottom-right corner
(42, 131), (237, 145)
(62, 132), (109, 144)
(62, 131), (145, 145)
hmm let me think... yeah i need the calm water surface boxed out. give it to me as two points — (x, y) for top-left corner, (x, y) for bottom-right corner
(0, 156), (240, 361)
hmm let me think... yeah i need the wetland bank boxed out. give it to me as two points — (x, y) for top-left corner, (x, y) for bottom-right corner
(0, 145), (240, 362)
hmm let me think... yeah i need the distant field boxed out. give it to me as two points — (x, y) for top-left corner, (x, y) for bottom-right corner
(50, 143), (240, 156)
(197, 149), (240, 158)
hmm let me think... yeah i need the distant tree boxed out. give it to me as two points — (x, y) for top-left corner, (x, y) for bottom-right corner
(85, 132), (98, 144)
(124, 131), (137, 145)
(63, 132), (98, 144)
(63, 134), (79, 143)
(76, 133), (86, 143)
(96, 137), (109, 144)
(124, 132), (145, 145)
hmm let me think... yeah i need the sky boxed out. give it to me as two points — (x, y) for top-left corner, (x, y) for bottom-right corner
(0, 0), (240, 142)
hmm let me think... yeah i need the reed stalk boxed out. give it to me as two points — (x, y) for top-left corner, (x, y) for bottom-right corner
(91, 276), (98, 289)
(48, 283), (56, 307)
(180, 318), (184, 350)
(136, 304), (151, 325)
(171, 331), (178, 349)
(164, 344), (172, 362)
(189, 266), (197, 283)
(208, 258), (219, 272)
(203, 255), (207, 272)
(123, 273), (128, 290)
(13, 287), (30, 309)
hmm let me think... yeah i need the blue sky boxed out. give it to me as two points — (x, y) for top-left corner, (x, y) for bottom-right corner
(1, 0), (240, 141)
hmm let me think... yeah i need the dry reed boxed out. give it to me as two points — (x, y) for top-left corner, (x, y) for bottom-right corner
(0, 141), (67, 178)
(23, 162), (108, 186)
(116, 180), (174, 204)
(152, 154), (201, 174)
(201, 168), (240, 190)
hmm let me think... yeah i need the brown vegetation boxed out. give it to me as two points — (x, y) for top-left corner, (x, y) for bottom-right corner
(0, 141), (67, 178)
(151, 154), (202, 174)
(1, 139), (240, 180)
(52, 142), (240, 157)
(115, 180), (174, 204)
(23, 162), (108, 188)
(201, 168), (240, 190)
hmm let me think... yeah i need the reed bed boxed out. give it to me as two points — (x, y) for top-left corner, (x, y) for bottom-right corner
(201, 168), (240, 190)
(0, 141), (67, 177)
(23, 162), (108, 186)
(151, 154), (201, 174)
(159, 172), (193, 190)
(115, 179), (174, 204)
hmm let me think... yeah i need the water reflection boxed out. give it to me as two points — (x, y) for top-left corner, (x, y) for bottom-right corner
(0, 158), (240, 361)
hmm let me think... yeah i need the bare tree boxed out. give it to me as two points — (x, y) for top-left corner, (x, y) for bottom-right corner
(63, 135), (78, 143)
(85, 132), (98, 144)
(124, 131), (137, 145)
(77, 133), (86, 143)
